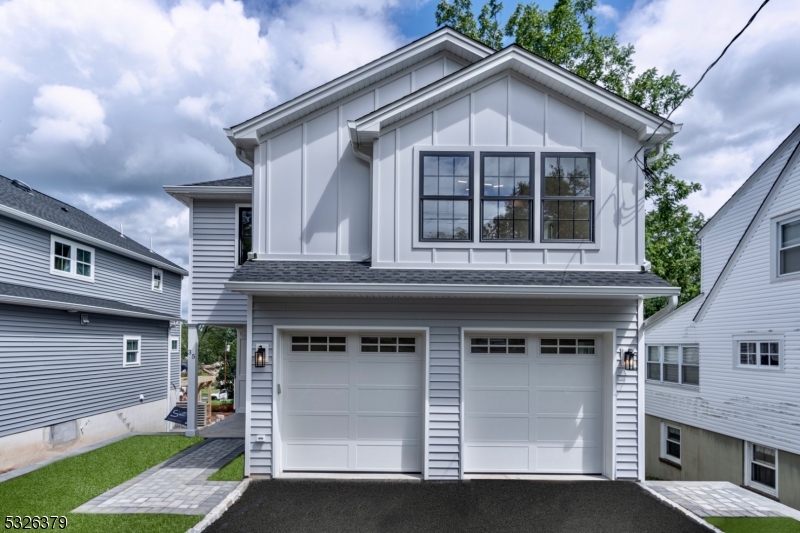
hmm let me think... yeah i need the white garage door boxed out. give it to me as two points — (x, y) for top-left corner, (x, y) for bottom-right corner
(281, 333), (424, 472)
(465, 335), (603, 474)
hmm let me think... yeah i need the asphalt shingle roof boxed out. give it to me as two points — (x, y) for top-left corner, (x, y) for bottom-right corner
(0, 281), (176, 319)
(0, 176), (184, 272)
(229, 260), (673, 288)
(184, 175), (252, 187)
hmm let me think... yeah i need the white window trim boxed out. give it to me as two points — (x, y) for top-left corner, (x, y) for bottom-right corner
(771, 209), (800, 282)
(733, 336), (784, 371)
(50, 235), (95, 282)
(123, 335), (142, 367)
(169, 335), (179, 353)
(745, 441), (779, 497)
(151, 267), (163, 292)
(645, 344), (700, 387)
(660, 422), (681, 464)
(234, 203), (252, 268)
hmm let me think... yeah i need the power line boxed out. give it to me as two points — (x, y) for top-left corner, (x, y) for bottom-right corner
(635, 0), (772, 173)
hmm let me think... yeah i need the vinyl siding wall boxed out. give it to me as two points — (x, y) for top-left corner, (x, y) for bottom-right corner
(0, 302), (170, 437)
(249, 296), (641, 480)
(0, 215), (181, 316)
(169, 322), (182, 407)
(190, 200), (247, 325)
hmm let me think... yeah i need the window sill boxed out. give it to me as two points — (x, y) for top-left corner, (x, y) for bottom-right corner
(646, 380), (699, 391)
(122, 363), (141, 368)
(743, 484), (779, 501)
(659, 457), (682, 470)
(50, 269), (95, 283)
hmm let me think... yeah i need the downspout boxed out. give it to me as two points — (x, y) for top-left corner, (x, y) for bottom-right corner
(349, 122), (374, 262)
(643, 294), (678, 329)
(236, 147), (255, 169)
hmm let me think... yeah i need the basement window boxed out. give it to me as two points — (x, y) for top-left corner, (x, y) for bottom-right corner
(661, 423), (681, 464)
(746, 442), (778, 496)
(50, 235), (95, 282)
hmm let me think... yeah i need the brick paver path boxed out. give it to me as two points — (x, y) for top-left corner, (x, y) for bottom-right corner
(644, 481), (788, 518)
(74, 438), (244, 515)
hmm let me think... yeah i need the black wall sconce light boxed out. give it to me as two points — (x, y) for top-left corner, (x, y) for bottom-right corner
(623, 348), (637, 371)
(254, 345), (268, 368)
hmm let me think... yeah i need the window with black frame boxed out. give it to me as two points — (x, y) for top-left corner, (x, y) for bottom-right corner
(542, 154), (594, 241)
(238, 206), (252, 265)
(481, 154), (533, 241)
(420, 153), (472, 241)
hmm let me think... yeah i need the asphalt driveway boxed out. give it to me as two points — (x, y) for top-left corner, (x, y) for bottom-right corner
(206, 479), (710, 533)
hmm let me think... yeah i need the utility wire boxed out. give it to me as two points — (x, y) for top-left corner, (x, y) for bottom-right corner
(635, 0), (772, 173)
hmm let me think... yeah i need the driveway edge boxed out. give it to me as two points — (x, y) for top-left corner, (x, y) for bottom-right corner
(186, 478), (251, 533)
(638, 482), (723, 533)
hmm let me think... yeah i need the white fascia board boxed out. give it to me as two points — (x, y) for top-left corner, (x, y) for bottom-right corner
(225, 281), (679, 298)
(0, 204), (188, 276)
(0, 293), (179, 322)
(228, 29), (493, 141)
(163, 185), (253, 207)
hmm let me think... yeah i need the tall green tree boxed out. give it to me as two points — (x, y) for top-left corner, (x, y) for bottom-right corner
(435, 0), (704, 315)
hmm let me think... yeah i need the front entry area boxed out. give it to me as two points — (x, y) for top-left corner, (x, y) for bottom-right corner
(464, 334), (604, 474)
(279, 332), (424, 473)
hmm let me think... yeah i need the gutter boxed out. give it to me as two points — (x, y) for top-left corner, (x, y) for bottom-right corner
(0, 294), (180, 322)
(643, 294), (678, 329)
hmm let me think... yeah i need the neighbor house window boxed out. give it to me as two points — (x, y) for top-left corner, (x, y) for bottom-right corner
(361, 337), (416, 353)
(237, 206), (252, 265)
(542, 154), (594, 241)
(540, 338), (595, 355)
(420, 153), (472, 241)
(738, 341), (781, 369)
(661, 423), (681, 464)
(470, 338), (526, 354)
(291, 336), (347, 352)
(779, 218), (800, 275)
(50, 236), (94, 281)
(152, 268), (163, 292)
(646, 345), (699, 386)
(481, 154), (533, 241)
(170, 338), (179, 351)
(746, 442), (778, 495)
(123, 336), (141, 367)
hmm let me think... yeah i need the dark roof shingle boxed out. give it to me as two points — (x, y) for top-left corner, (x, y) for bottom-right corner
(184, 175), (252, 187)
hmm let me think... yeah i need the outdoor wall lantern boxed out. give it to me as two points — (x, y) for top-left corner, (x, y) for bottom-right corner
(254, 345), (267, 368)
(80, 313), (90, 325)
(623, 348), (638, 371)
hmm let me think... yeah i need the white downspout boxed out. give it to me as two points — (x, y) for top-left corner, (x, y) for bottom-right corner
(350, 135), (373, 262)
(643, 294), (679, 329)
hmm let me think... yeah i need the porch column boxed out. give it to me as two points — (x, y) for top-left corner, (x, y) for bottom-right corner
(186, 324), (199, 437)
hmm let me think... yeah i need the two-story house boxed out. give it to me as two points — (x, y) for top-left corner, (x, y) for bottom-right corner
(166, 28), (680, 481)
(645, 124), (800, 509)
(0, 175), (186, 471)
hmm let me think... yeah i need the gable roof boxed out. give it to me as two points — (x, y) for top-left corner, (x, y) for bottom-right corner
(349, 44), (679, 147)
(186, 175), (252, 187)
(225, 27), (493, 148)
(163, 174), (253, 207)
(0, 175), (187, 275)
(694, 132), (800, 321)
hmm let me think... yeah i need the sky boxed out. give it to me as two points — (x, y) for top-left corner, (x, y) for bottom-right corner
(1, 0), (798, 316)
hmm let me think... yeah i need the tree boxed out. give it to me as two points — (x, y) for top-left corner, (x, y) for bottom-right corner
(179, 323), (238, 365)
(435, 0), (703, 315)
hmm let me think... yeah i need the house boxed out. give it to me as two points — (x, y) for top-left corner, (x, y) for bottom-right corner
(645, 124), (800, 508)
(0, 175), (186, 472)
(165, 27), (680, 481)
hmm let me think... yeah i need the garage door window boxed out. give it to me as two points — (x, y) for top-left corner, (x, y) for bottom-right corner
(361, 337), (416, 353)
(470, 338), (526, 354)
(541, 338), (595, 355)
(291, 336), (347, 352)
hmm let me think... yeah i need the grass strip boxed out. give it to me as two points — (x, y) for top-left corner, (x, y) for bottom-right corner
(208, 453), (244, 482)
(706, 517), (800, 533)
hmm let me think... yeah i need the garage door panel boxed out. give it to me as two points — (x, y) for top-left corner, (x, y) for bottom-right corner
(466, 362), (529, 387)
(537, 416), (602, 443)
(468, 390), (529, 414)
(357, 445), (421, 471)
(285, 387), (349, 413)
(536, 445), (602, 473)
(467, 446), (529, 471)
(537, 390), (601, 416)
(284, 360), (349, 385)
(536, 363), (600, 387)
(358, 388), (422, 414)
(284, 444), (349, 470)
(357, 415), (422, 440)
(466, 416), (529, 441)
(282, 414), (349, 439)
(357, 361), (422, 386)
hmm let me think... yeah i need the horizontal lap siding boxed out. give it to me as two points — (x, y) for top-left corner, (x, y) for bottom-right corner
(0, 216), (181, 316)
(0, 303), (169, 437)
(250, 296), (640, 479)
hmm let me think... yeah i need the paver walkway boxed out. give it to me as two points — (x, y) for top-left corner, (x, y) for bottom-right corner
(644, 481), (800, 519)
(201, 413), (245, 439)
(74, 438), (244, 515)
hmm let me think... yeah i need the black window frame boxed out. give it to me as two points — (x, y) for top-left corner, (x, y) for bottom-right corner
(479, 152), (535, 242)
(238, 206), (252, 266)
(419, 151), (474, 243)
(540, 152), (596, 243)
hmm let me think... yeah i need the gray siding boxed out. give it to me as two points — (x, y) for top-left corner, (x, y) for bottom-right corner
(191, 201), (247, 325)
(250, 296), (640, 480)
(169, 323), (182, 403)
(0, 215), (181, 317)
(0, 302), (170, 437)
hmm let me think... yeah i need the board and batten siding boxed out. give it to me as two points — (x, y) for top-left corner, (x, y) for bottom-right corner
(646, 154), (800, 456)
(372, 72), (644, 269)
(248, 296), (642, 480)
(0, 216), (181, 316)
(250, 53), (467, 261)
(0, 302), (170, 437)
(190, 201), (247, 325)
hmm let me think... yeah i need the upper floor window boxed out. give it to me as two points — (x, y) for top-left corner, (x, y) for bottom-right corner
(542, 154), (594, 242)
(481, 154), (533, 241)
(738, 340), (781, 369)
(420, 153), (472, 241)
(50, 235), (94, 282)
(237, 206), (252, 265)
(152, 268), (163, 292)
(646, 344), (699, 386)
(779, 218), (800, 276)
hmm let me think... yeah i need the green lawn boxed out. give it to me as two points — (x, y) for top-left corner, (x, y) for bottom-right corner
(0, 435), (204, 533)
(707, 517), (800, 533)
(208, 454), (244, 482)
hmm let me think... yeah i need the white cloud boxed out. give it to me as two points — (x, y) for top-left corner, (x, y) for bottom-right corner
(594, 3), (619, 22)
(25, 85), (110, 148)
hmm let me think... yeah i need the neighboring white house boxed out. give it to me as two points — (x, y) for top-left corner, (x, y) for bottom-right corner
(166, 27), (680, 481)
(645, 124), (800, 509)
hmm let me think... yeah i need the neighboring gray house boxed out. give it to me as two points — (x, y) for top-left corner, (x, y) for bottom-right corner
(645, 124), (800, 509)
(166, 28), (680, 481)
(0, 175), (186, 472)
